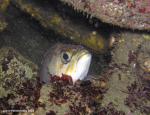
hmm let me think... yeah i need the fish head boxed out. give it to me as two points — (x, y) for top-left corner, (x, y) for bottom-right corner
(40, 43), (92, 83)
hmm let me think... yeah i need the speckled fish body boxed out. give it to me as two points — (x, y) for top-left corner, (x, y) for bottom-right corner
(40, 43), (92, 83)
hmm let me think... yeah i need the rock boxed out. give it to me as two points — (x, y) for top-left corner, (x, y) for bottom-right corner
(0, 1), (149, 115)
(0, 0), (10, 32)
(136, 41), (150, 82)
(101, 32), (150, 115)
(35, 76), (109, 115)
(0, 47), (38, 111)
(0, 0), (10, 12)
(11, 0), (111, 53)
(0, 18), (7, 32)
(60, 0), (150, 30)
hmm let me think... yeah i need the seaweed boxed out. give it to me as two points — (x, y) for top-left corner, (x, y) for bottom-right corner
(43, 75), (126, 114)
(0, 48), (39, 114)
(125, 81), (150, 114)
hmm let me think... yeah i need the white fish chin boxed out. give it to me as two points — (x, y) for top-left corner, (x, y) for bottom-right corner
(71, 53), (92, 83)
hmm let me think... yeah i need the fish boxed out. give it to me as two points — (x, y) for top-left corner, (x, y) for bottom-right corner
(40, 43), (92, 83)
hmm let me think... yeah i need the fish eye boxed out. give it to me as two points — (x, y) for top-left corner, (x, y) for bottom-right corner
(63, 53), (69, 60)
(61, 52), (71, 64)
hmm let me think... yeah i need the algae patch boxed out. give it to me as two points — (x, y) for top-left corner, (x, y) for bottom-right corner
(0, 47), (38, 111)
(102, 33), (150, 115)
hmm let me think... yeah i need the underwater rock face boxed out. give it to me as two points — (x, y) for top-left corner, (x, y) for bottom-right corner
(35, 75), (126, 115)
(0, 1), (149, 115)
(0, 0), (10, 32)
(0, 47), (38, 112)
(0, 18), (7, 32)
(102, 32), (150, 115)
(61, 0), (150, 30)
(0, 0), (10, 12)
(137, 41), (150, 81)
(12, 0), (111, 53)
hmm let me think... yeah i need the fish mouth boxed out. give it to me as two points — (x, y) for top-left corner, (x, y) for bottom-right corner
(78, 50), (91, 61)
(72, 50), (92, 82)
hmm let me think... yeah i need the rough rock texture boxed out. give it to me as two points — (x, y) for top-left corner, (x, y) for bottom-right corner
(61, 0), (150, 30)
(35, 76), (125, 115)
(0, 5), (109, 114)
(33, 33), (150, 115)
(11, 0), (112, 53)
(0, 47), (38, 113)
(101, 33), (150, 115)
(0, 4), (53, 65)
(0, 1), (149, 115)
(0, 0), (10, 31)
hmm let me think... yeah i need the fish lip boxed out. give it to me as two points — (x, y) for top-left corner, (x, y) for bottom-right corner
(74, 50), (92, 81)
(78, 50), (91, 60)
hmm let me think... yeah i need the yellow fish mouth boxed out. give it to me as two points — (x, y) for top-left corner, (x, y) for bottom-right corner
(77, 53), (92, 79)
(65, 50), (92, 82)
(77, 50), (91, 61)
